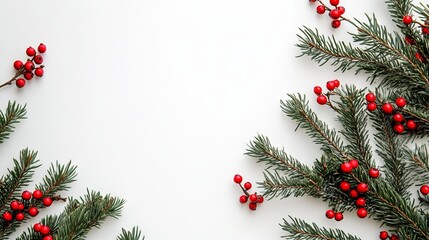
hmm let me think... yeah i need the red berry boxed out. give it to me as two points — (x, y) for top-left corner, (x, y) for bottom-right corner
(26, 47), (36, 56)
(316, 5), (326, 14)
(332, 79), (340, 88)
(15, 212), (25, 221)
(337, 6), (345, 15)
(379, 231), (389, 240)
(33, 190), (44, 199)
(356, 207), (367, 218)
(329, 0), (340, 6)
(357, 183), (368, 194)
(38, 43), (47, 53)
(365, 93), (376, 102)
(43, 197), (53, 207)
(24, 61), (34, 72)
(28, 207), (39, 217)
(317, 95), (328, 105)
(367, 102), (377, 111)
(249, 202), (257, 211)
(10, 200), (20, 210)
(349, 189), (359, 198)
(403, 15), (413, 25)
(369, 168), (380, 178)
(18, 202), (25, 211)
(40, 225), (51, 235)
(420, 185), (429, 195)
(334, 212), (343, 221)
(390, 234), (399, 240)
(405, 35), (414, 45)
(257, 195), (264, 203)
(309, 0), (316, 2)
(416, 52), (424, 62)
(406, 120), (416, 130)
(313, 86), (323, 95)
(381, 103), (393, 114)
(249, 193), (258, 202)
(393, 113), (404, 123)
(339, 181), (350, 191)
(43, 235), (54, 240)
(326, 81), (336, 91)
(24, 71), (33, 80)
(329, 9), (341, 19)
(2, 211), (12, 221)
(331, 20), (341, 29)
(325, 209), (335, 219)
(13, 60), (23, 70)
(395, 97), (406, 108)
(35, 68), (44, 77)
(422, 27), (429, 35)
(349, 159), (359, 169)
(243, 182), (252, 190)
(340, 162), (353, 173)
(15, 78), (26, 88)
(355, 197), (366, 207)
(34, 55), (43, 64)
(233, 174), (242, 184)
(393, 124), (405, 134)
(239, 195), (248, 203)
(33, 223), (43, 232)
(22, 190), (32, 200)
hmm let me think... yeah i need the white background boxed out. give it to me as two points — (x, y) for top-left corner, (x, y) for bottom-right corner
(0, 1), (396, 239)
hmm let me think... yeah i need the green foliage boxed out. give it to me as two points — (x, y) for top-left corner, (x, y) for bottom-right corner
(117, 227), (145, 240)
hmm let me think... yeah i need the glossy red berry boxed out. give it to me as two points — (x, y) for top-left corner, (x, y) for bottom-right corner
(337, 6), (345, 15)
(405, 35), (414, 45)
(26, 47), (36, 56)
(35, 68), (44, 77)
(395, 97), (406, 108)
(22, 190), (32, 200)
(33, 190), (44, 199)
(325, 209), (335, 219)
(403, 15), (413, 25)
(367, 102), (377, 111)
(13, 60), (23, 70)
(332, 79), (340, 88)
(40, 225), (51, 235)
(416, 52), (424, 62)
(313, 86), (323, 95)
(2, 211), (12, 221)
(331, 20), (341, 29)
(34, 55), (43, 64)
(43, 235), (54, 240)
(249, 202), (257, 211)
(239, 195), (248, 203)
(355, 197), (366, 207)
(317, 95), (328, 105)
(357, 183), (368, 194)
(243, 182), (252, 190)
(309, 0), (316, 2)
(369, 168), (380, 178)
(28, 207), (39, 217)
(38, 43), (47, 53)
(24, 61), (34, 72)
(15, 212), (25, 221)
(349, 159), (359, 169)
(326, 81), (336, 91)
(24, 71), (33, 80)
(393, 124), (405, 134)
(257, 195), (264, 203)
(339, 181), (350, 191)
(393, 113), (404, 123)
(249, 193), (258, 202)
(381, 103), (393, 114)
(379, 231), (389, 240)
(329, 9), (341, 19)
(316, 5), (326, 14)
(356, 207), (367, 218)
(18, 202), (24, 211)
(334, 212), (343, 221)
(365, 93), (376, 102)
(406, 120), (416, 130)
(43, 197), (53, 207)
(15, 78), (26, 88)
(329, 0), (340, 6)
(233, 174), (242, 184)
(340, 162), (353, 173)
(10, 200), (20, 210)
(422, 27), (429, 35)
(390, 235), (399, 240)
(349, 189), (359, 198)
(420, 185), (429, 195)
(34, 223), (43, 232)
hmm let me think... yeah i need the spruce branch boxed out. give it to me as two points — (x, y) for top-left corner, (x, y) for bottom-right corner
(404, 144), (429, 185)
(0, 101), (26, 145)
(117, 227), (145, 240)
(35, 160), (78, 195)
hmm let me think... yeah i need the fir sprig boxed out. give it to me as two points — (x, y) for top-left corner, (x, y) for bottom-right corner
(117, 227), (145, 240)
(0, 101), (26, 145)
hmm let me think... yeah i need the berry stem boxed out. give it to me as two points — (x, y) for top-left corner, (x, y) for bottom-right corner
(0, 68), (25, 89)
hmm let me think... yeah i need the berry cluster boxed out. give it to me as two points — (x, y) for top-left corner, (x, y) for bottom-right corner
(309, 0), (345, 28)
(402, 15), (428, 63)
(233, 174), (264, 211)
(33, 222), (54, 240)
(11, 43), (46, 88)
(313, 79), (340, 105)
(379, 231), (399, 240)
(365, 93), (417, 134)
(2, 189), (54, 223)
